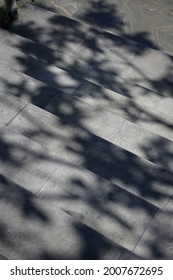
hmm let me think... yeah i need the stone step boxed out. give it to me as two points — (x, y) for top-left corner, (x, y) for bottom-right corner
(0, 64), (58, 109)
(0, 27), (168, 106)
(10, 4), (173, 96)
(6, 88), (173, 172)
(0, 43), (83, 94)
(0, 93), (172, 209)
(0, 1), (172, 261)
(0, 173), (142, 260)
(0, 125), (166, 259)
(33, 0), (173, 57)
(0, 124), (172, 259)
(74, 82), (173, 142)
(134, 195), (173, 260)
(1, 38), (173, 144)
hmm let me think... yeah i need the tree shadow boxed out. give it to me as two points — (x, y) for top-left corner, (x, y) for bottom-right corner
(0, 0), (173, 259)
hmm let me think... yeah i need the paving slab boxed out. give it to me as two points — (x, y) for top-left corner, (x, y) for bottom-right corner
(0, 90), (27, 126)
(8, 86), (173, 173)
(74, 80), (160, 113)
(0, 27), (88, 79)
(137, 105), (173, 141)
(38, 163), (158, 252)
(33, 0), (90, 17)
(0, 44), (83, 94)
(12, 4), (91, 53)
(10, 4), (173, 97)
(46, 81), (173, 143)
(45, 92), (125, 139)
(0, 173), (140, 260)
(0, 64), (58, 108)
(0, 124), (60, 194)
(111, 120), (173, 172)
(73, 31), (173, 95)
(80, 138), (173, 209)
(11, 4), (173, 95)
(73, 0), (173, 56)
(0, 1), (173, 261)
(134, 196), (173, 259)
(119, 49), (173, 94)
(7, 102), (89, 164)
(12, 3), (56, 40)
(1, 29), (164, 109)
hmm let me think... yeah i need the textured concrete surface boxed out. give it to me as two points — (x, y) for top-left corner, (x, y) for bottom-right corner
(80, 138), (173, 209)
(0, 64), (58, 108)
(0, 44), (83, 94)
(111, 120), (173, 172)
(134, 196), (173, 259)
(31, 0), (173, 55)
(3, 0), (173, 57)
(0, 173), (135, 260)
(38, 164), (158, 252)
(0, 90), (27, 126)
(0, 124), (59, 193)
(11, 3), (173, 98)
(0, 1), (173, 260)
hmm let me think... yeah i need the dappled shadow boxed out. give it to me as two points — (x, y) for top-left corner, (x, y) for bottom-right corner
(0, 0), (173, 259)
(77, 0), (124, 33)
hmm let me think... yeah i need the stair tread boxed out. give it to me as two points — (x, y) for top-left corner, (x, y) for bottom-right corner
(1, 28), (166, 107)
(36, 0), (173, 56)
(0, 124), (172, 259)
(0, 97), (172, 208)
(0, 38), (173, 144)
(10, 4), (173, 95)
(0, 64), (58, 108)
(134, 196), (173, 259)
(0, 173), (142, 260)
(0, 43), (83, 94)
(0, 123), (159, 259)
(0, 86), (170, 172)
(0, 1), (173, 260)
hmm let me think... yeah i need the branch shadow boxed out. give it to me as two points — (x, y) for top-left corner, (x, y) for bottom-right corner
(0, 0), (173, 259)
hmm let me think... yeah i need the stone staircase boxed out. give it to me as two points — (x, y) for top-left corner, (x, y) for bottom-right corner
(0, 0), (173, 259)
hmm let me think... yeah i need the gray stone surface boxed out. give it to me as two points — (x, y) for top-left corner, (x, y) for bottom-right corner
(45, 92), (125, 140)
(8, 102), (87, 164)
(119, 48), (173, 94)
(34, 0), (88, 17)
(0, 44), (83, 94)
(0, 28), (8, 42)
(134, 196), (173, 259)
(75, 0), (173, 56)
(0, 124), (59, 194)
(111, 120), (173, 172)
(33, 0), (173, 56)
(38, 164), (158, 252)
(0, 254), (8, 260)
(80, 139), (173, 209)
(1, 29), (164, 109)
(1, 27), (87, 77)
(74, 81), (159, 115)
(137, 105), (173, 141)
(0, 64), (58, 108)
(11, 3), (173, 96)
(0, 0), (173, 260)
(0, 173), (140, 260)
(156, 97), (173, 116)
(0, 90), (27, 126)
(12, 4), (91, 53)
